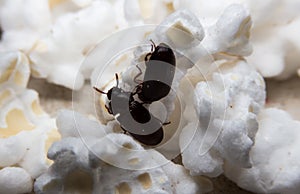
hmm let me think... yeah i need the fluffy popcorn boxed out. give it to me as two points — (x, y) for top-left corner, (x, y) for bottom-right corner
(124, 0), (175, 25)
(29, 0), (117, 90)
(34, 110), (110, 193)
(224, 108), (300, 194)
(0, 51), (60, 192)
(249, 16), (300, 79)
(56, 109), (113, 138)
(90, 134), (212, 194)
(35, 110), (212, 193)
(180, 60), (266, 177)
(201, 4), (252, 57)
(0, 167), (33, 194)
(0, 0), (51, 52)
(173, 0), (300, 78)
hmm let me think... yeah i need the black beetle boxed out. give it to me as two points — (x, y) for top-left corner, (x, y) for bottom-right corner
(134, 41), (176, 104)
(94, 74), (164, 146)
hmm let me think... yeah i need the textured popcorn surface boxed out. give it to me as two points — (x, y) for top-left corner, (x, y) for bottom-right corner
(174, 0), (300, 79)
(0, 167), (33, 194)
(0, 51), (59, 193)
(225, 108), (300, 194)
(180, 60), (265, 177)
(0, 0), (51, 52)
(35, 110), (212, 194)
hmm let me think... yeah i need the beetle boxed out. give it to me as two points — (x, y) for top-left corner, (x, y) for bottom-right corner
(134, 40), (176, 104)
(93, 73), (164, 145)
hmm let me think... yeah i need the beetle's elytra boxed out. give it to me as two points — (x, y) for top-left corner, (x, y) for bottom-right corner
(134, 41), (176, 104)
(94, 74), (164, 146)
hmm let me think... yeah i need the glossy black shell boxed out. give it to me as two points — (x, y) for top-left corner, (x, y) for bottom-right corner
(128, 127), (164, 146)
(137, 43), (176, 103)
(95, 82), (164, 145)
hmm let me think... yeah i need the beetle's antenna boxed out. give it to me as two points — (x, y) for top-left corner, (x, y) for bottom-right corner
(149, 39), (156, 52)
(115, 73), (119, 87)
(133, 65), (143, 84)
(93, 86), (107, 94)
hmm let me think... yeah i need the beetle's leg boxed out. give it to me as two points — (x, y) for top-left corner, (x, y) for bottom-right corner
(115, 73), (119, 87)
(144, 39), (155, 62)
(105, 104), (113, 114)
(93, 86), (107, 94)
(120, 127), (128, 134)
(132, 83), (142, 96)
(163, 121), (171, 126)
(133, 65), (143, 84)
(144, 52), (152, 62)
(150, 39), (156, 52)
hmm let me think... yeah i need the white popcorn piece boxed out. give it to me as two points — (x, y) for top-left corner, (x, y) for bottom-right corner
(124, 0), (175, 25)
(174, 0), (300, 78)
(34, 137), (93, 194)
(30, 1), (117, 90)
(90, 133), (212, 194)
(0, 167), (33, 194)
(56, 109), (113, 139)
(173, 0), (243, 26)
(35, 112), (212, 194)
(154, 9), (205, 49)
(249, 16), (300, 79)
(0, 0), (51, 52)
(200, 4), (252, 57)
(34, 110), (110, 193)
(224, 108), (300, 194)
(180, 60), (266, 177)
(0, 51), (60, 192)
(49, 0), (100, 22)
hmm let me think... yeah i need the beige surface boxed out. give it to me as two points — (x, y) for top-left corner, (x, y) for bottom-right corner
(28, 75), (300, 194)
(266, 76), (300, 121)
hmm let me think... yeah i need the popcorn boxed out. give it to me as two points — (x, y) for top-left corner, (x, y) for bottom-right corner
(90, 133), (212, 194)
(34, 110), (111, 193)
(173, 0), (300, 78)
(201, 4), (252, 57)
(124, 0), (175, 25)
(0, 0), (51, 52)
(0, 167), (33, 194)
(224, 108), (300, 194)
(30, 1), (117, 90)
(35, 110), (212, 193)
(2, 0), (299, 193)
(56, 109), (113, 139)
(0, 51), (60, 192)
(180, 60), (266, 177)
(249, 16), (300, 79)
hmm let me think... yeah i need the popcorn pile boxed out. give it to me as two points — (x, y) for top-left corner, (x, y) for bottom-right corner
(173, 0), (300, 79)
(225, 108), (300, 193)
(1, 0), (300, 194)
(0, 51), (60, 193)
(34, 110), (212, 194)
